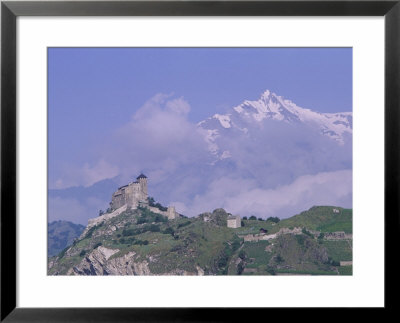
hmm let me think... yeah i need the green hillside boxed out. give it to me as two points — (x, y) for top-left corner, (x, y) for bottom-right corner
(277, 206), (352, 233)
(48, 206), (352, 276)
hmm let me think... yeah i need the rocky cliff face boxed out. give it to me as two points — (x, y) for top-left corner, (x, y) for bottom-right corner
(48, 207), (234, 276)
(67, 246), (151, 276)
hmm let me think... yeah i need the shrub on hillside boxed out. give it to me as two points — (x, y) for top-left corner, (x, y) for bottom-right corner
(57, 246), (69, 258)
(296, 234), (305, 246)
(93, 242), (102, 249)
(137, 217), (148, 224)
(267, 217), (280, 223)
(147, 224), (161, 232)
(266, 266), (276, 275)
(122, 228), (136, 236)
(231, 237), (241, 252)
(276, 254), (284, 263)
(134, 240), (149, 246)
(178, 221), (191, 229)
(237, 262), (245, 275)
(302, 228), (313, 238)
(163, 227), (175, 236)
(154, 214), (168, 223)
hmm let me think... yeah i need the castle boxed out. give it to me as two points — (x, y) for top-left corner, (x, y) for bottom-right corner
(109, 173), (179, 220)
(110, 174), (149, 210)
(82, 173), (179, 238)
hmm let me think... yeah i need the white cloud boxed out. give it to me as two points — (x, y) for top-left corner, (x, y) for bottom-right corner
(165, 97), (191, 115)
(174, 169), (352, 218)
(48, 196), (106, 225)
(52, 159), (119, 189)
(50, 93), (352, 223)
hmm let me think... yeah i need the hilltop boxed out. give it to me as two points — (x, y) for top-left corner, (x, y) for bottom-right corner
(48, 205), (352, 276)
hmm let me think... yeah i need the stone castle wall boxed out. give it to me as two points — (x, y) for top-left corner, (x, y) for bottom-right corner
(110, 178), (148, 210)
(84, 175), (179, 231)
(242, 227), (352, 243)
(148, 205), (179, 220)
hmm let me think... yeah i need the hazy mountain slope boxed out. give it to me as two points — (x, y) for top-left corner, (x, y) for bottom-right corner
(48, 220), (85, 256)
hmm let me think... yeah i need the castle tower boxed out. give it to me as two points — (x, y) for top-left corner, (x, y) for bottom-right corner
(136, 173), (148, 202)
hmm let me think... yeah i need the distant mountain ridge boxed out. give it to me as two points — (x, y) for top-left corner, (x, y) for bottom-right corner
(198, 90), (352, 162)
(48, 220), (85, 256)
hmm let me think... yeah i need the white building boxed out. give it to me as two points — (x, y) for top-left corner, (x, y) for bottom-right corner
(227, 215), (241, 228)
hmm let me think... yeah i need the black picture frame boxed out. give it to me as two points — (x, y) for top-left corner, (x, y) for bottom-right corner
(1, 0), (399, 321)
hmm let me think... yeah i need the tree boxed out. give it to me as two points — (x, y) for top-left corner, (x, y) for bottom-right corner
(98, 210), (104, 217)
(249, 215), (257, 220)
(163, 227), (175, 236)
(147, 196), (156, 206)
(241, 221), (245, 227)
(242, 216), (248, 220)
(276, 254), (284, 263)
(258, 217), (263, 221)
(267, 216), (280, 223)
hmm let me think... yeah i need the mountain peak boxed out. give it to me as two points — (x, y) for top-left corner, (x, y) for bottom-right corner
(260, 89), (272, 101)
(198, 90), (352, 156)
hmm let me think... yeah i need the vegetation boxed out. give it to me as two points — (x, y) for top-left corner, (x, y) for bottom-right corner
(322, 240), (352, 262)
(48, 205), (352, 276)
(148, 196), (168, 212)
(338, 265), (352, 275)
(278, 206), (352, 234)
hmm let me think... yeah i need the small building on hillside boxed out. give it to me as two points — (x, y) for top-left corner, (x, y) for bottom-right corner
(166, 206), (179, 220)
(227, 215), (241, 228)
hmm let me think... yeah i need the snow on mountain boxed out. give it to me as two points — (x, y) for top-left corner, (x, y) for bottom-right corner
(198, 90), (352, 160)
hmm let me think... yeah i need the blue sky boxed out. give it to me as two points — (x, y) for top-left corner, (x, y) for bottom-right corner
(49, 47), (352, 190)
(48, 48), (353, 223)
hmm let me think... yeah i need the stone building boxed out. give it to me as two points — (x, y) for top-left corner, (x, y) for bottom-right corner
(227, 215), (241, 228)
(109, 173), (180, 220)
(110, 174), (148, 210)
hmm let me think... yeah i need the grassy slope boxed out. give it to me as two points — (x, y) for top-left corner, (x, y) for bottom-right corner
(49, 208), (238, 275)
(233, 206), (352, 275)
(277, 206), (352, 233)
(49, 205), (352, 276)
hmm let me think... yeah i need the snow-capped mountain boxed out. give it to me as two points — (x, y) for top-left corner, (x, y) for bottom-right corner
(198, 90), (352, 161)
(50, 89), (353, 222)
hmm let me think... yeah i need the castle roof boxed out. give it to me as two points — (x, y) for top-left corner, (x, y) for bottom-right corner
(137, 173), (147, 179)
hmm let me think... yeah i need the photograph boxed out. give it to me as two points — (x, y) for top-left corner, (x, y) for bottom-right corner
(47, 47), (353, 276)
